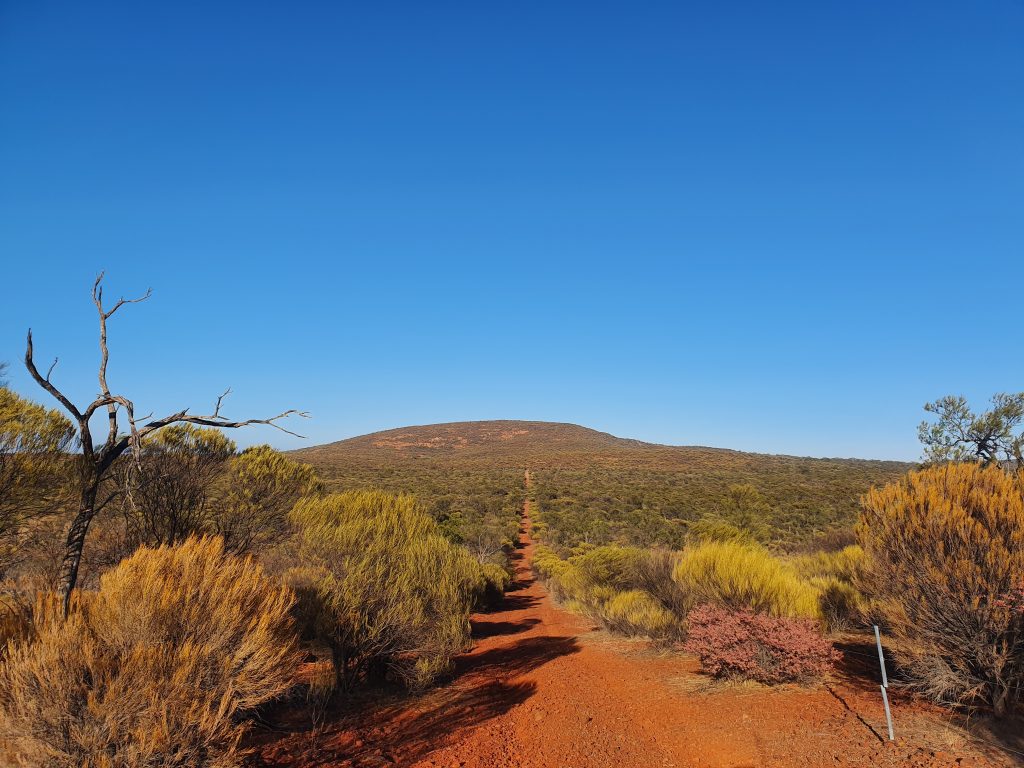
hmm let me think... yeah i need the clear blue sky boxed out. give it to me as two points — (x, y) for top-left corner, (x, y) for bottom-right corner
(2, 2), (1021, 460)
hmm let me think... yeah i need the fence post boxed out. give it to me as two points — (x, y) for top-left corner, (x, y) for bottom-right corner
(874, 624), (895, 741)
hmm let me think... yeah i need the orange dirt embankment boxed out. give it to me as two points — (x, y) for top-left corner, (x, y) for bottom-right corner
(256, 470), (1016, 768)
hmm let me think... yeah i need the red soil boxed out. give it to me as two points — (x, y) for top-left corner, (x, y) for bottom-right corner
(255, 479), (1020, 768)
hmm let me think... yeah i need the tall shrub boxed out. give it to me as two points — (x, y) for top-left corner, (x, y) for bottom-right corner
(289, 490), (482, 690)
(0, 537), (298, 767)
(858, 463), (1024, 716)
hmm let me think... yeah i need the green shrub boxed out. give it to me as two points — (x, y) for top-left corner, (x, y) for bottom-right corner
(790, 545), (864, 582)
(289, 490), (482, 690)
(673, 540), (821, 619)
(570, 545), (646, 591)
(476, 562), (512, 609)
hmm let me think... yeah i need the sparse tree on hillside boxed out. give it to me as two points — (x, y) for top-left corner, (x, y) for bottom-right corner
(24, 274), (307, 612)
(919, 393), (1024, 467)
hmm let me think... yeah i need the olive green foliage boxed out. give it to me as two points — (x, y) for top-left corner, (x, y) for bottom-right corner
(288, 490), (483, 690)
(672, 540), (821, 620)
(536, 538), (835, 641)
(533, 545), (682, 639)
(600, 590), (676, 637)
(532, 457), (910, 551)
(858, 463), (1024, 716)
(216, 444), (321, 553)
(0, 387), (75, 576)
(476, 561), (512, 609)
(293, 438), (524, 574)
(0, 537), (298, 767)
(918, 393), (1024, 467)
(295, 421), (906, 560)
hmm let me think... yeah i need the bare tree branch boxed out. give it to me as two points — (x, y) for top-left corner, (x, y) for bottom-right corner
(92, 273), (151, 451)
(25, 330), (84, 423)
(213, 388), (232, 418)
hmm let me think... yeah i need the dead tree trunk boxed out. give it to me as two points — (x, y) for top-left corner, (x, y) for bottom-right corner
(25, 273), (308, 613)
(59, 479), (99, 613)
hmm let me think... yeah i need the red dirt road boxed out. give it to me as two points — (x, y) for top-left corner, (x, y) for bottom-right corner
(257, 477), (1019, 767)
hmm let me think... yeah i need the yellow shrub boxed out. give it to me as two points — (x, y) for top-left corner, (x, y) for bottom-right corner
(598, 589), (677, 638)
(569, 546), (645, 591)
(788, 545), (865, 629)
(672, 540), (821, 619)
(0, 537), (298, 768)
(290, 490), (481, 690)
(791, 545), (864, 581)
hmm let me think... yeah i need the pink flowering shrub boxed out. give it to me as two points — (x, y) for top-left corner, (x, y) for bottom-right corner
(684, 604), (838, 684)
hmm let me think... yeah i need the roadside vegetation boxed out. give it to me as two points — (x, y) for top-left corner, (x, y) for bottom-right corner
(532, 394), (1024, 716)
(1, 280), (1022, 764)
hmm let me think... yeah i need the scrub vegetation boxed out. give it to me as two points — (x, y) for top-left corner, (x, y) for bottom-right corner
(1, 282), (1023, 764)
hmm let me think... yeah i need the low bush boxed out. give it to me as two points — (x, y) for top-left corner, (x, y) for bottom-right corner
(686, 518), (754, 545)
(289, 490), (482, 691)
(533, 545), (682, 639)
(790, 545), (865, 630)
(685, 603), (837, 684)
(858, 463), (1024, 716)
(672, 540), (821, 619)
(597, 589), (676, 637)
(0, 537), (298, 768)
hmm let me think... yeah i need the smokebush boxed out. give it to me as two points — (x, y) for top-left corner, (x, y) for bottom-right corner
(0, 537), (298, 767)
(685, 603), (837, 684)
(858, 463), (1024, 716)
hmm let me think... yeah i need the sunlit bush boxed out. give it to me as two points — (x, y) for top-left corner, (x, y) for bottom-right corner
(597, 589), (676, 637)
(858, 463), (1024, 716)
(685, 604), (837, 684)
(289, 490), (482, 690)
(672, 540), (821, 619)
(0, 537), (298, 767)
(790, 545), (865, 630)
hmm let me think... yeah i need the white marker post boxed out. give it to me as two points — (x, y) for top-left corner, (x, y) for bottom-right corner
(874, 625), (895, 741)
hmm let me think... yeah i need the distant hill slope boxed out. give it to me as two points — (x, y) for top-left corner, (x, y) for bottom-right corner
(293, 419), (909, 473)
(292, 420), (916, 548)
(293, 420), (652, 465)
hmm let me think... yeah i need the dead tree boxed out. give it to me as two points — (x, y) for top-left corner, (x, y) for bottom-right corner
(24, 273), (308, 613)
